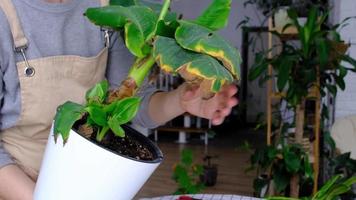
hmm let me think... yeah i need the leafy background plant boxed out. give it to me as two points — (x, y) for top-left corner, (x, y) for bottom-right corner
(247, 4), (356, 198)
(267, 174), (356, 200)
(247, 142), (313, 196)
(53, 0), (241, 144)
(172, 149), (205, 195)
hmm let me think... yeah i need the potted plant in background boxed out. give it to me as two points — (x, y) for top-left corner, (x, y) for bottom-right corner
(200, 155), (219, 187)
(244, 0), (327, 28)
(248, 5), (356, 198)
(33, 0), (241, 199)
(172, 149), (205, 195)
(267, 174), (356, 200)
(248, 141), (314, 197)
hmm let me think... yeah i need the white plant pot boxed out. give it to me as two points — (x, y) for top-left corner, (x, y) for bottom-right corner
(34, 124), (163, 200)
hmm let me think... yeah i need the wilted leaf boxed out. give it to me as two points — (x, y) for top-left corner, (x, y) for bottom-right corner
(85, 5), (157, 57)
(175, 21), (241, 79)
(54, 101), (86, 143)
(154, 36), (233, 93)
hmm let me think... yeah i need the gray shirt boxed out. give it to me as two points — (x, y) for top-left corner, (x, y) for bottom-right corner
(0, 0), (159, 167)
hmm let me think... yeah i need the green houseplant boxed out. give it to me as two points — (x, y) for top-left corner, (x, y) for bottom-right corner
(172, 149), (205, 195)
(267, 174), (356, 200)
(249, 142), (313, 197)
(248, 6), (356, 198)
(33, 0), (241, 199)
(55, 0), (240, 144)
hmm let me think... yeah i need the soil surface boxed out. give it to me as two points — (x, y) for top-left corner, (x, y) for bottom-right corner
(91, 132), (154, 161)
(74, 120), (154, 161)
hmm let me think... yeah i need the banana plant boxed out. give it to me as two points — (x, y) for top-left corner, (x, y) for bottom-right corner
(53, 0), (241, 144)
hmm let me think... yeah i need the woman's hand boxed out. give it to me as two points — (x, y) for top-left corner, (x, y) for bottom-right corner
(148, 83), (238, 126)
(178, 83), (238, 125)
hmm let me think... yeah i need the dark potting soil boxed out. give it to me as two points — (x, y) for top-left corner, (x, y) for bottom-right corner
(74, 120), (154, 161)
(91, 133), (154, 161)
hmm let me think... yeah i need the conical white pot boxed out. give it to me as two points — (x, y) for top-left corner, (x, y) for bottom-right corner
(34, 124), (163, 200)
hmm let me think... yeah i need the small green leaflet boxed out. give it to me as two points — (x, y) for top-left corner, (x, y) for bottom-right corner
(112, 97), (141, 125)
(85, 80), (109, 104)
(108, 117), (125, 137)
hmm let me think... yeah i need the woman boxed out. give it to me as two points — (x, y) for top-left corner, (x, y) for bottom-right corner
(0, 0), (238, 199)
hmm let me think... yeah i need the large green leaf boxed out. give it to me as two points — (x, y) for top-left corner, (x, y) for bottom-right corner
(304, 155), (313, 180)
(316, 38), (329, 67)
(85, 6), (126, 29)
(110, 0), (172, 17)
(277, 57), (292, 91)
(195, 0), (231, 31)
(85, 5), (158, 57)
(326, 185), (351, 200)
(153, 36), (234, 92)
(54, 101), (86, 144)
(248, 53), (268, 81)
(283, 151), (301, 173)
(175, 21), (241, 79)
(313, 174), (343, 200)
(273, 165), (290, 193)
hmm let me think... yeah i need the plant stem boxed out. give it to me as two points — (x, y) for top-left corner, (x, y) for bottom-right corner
(96, 126), (109, 141)
(146, 0), (171, 43)
(295, 98), (306, 145)
(158, 0), (171, 21)
(290, 98), (306, 198)
(108, 55), (155, 102)
(129, 55), (156, 88)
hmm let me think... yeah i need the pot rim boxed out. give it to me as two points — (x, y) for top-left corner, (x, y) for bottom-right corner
(70, 124), (164, 164)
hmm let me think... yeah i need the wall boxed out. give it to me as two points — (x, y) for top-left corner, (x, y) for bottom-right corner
(332, 0), (356, 118)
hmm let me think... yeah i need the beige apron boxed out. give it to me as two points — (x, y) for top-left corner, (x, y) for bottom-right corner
(0, 0), (109, 180)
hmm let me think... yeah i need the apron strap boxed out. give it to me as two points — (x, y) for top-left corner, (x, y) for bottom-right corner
(0, 0), (28, 50)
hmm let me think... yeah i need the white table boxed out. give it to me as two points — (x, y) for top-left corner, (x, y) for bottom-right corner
(140, 194), (262, 200)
